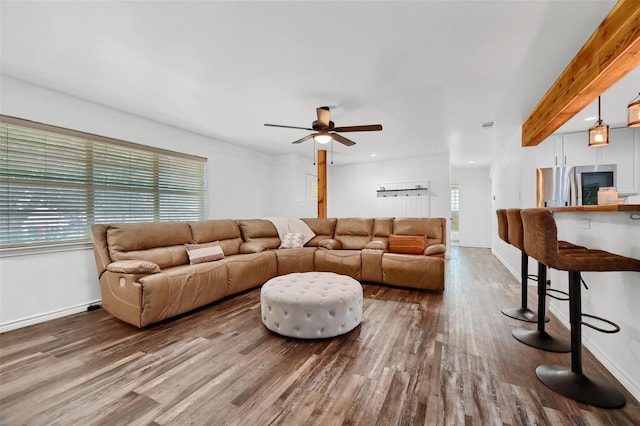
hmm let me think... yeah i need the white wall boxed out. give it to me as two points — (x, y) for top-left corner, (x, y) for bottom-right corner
(490, 127), (640, 401)
(451, 167), (490, 248)
(270, 154), (317, 218)
(0, 76), (276, 330)
(327, 155), (451, 221)
(489, 134), (528, 277)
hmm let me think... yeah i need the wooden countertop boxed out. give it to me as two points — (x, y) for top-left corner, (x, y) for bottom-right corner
(548, 204), (640, 212)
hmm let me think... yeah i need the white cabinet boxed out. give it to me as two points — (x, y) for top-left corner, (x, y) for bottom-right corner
(536, 135), (562, 168)
(536, 127), (640, 195)
(536, 133), (597, 168)
(600, 127), (639, 195)
(562, 131), (598, 166)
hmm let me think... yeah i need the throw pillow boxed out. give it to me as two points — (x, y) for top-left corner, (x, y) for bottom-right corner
(388, 234), (426, 255)
(185, 241), (225, 264)
(279, 232), (305, 249)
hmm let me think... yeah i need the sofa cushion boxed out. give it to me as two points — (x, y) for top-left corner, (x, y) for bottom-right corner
(388, 234), (426, 255)
(138, 261), (229, 326)
(185, 241), (225, 264)
(382, 253), (445, 291)
(334, 218), (374, 250)
(188, 220), (243, 255)
(237, 219), (281, 249)
(314, 249), (362, 280)
(373, 217), (394, 244)
(302, 218), (337, 246)
(107, 222), (192, 268)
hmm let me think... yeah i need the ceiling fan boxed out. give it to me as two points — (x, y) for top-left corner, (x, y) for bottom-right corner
(264, 106), (383, 146)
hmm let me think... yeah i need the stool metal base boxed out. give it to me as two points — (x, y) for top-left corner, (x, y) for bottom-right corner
(512, 328), (570, 353)
(536, 364), (625, 408)
(502, 306), (548, 323)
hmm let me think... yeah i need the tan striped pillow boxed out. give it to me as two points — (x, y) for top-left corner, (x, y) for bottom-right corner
(185, 241), (225, 264)
(388, 234), (426, 255)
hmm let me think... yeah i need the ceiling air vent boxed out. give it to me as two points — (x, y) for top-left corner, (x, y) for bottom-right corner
(481, 121), (496, 129)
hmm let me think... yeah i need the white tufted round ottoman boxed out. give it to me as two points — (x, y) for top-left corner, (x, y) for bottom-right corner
(260, 272), (363, 339)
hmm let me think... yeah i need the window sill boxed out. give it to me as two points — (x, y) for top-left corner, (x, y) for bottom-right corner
(0, 241), (93, 258)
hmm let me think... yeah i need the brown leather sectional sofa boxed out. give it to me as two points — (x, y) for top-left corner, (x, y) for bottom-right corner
(91, 217), (447, 327)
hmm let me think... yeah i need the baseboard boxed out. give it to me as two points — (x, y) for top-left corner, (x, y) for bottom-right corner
(549, 305), (640, 403)
(458, 243), (491, 249)
(0, 300), (101, 333)
(491, 248), (522, 284)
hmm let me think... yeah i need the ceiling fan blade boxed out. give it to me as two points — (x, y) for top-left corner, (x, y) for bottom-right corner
(333, 124), (383, 132)
(331, 133), (356, 146)
(316, 107), (331, 128)
(291, 134), (316, 144)
(265, 123), (314, 131)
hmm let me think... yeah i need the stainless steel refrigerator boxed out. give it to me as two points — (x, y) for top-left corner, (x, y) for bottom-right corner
(536, 166), (576, 208)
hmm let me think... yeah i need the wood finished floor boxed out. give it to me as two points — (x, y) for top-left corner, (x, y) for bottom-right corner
(1, 247), (639, 425)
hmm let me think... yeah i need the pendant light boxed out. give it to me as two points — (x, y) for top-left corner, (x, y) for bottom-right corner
(588, 96), (609, 147)
(628, 92), (640, 127)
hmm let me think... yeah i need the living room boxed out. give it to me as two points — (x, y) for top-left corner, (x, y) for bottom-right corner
(1, 1), (639, 423)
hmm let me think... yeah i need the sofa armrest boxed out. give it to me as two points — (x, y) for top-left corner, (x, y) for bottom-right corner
(318, 239), (342, 250)
(424, 244), (446, 256)
(107, 259), (161, 274)
(365, 240), (387, 251)
(240, 241), (270, 254)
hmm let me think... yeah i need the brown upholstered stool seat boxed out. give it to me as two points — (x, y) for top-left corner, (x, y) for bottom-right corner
(521, 208), (640, 408)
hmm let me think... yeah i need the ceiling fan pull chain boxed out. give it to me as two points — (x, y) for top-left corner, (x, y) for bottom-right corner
(331, 139), (334, 165)
(313, 140), (316, 165)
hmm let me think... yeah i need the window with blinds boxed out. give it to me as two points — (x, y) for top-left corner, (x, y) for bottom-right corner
(0, 116), (207, 249)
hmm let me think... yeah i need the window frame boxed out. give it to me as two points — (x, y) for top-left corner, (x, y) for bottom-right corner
(1, 115), (207, 254)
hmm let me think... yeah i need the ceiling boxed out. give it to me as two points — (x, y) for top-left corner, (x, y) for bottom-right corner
(1, 0), (636, 168)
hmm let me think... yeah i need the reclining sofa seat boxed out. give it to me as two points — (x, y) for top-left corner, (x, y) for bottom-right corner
(91, 219), (277, 327)
(91, 216), (446, 328)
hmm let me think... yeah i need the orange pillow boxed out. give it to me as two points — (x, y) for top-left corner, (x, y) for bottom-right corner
(388, 234), (426, 255)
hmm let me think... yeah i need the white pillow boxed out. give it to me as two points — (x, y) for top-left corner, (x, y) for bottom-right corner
(279, 232), (305, 249)
(185, 241), (225, 264)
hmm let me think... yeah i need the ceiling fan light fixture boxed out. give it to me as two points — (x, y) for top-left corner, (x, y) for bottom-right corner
(588, 96), (609, 147)
(628, 92), (640, 127)
(314, 133), (332, 144)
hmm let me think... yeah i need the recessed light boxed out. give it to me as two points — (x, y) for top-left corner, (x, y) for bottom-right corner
(371, 153), (377, 157)
(468, 160), (475, 164)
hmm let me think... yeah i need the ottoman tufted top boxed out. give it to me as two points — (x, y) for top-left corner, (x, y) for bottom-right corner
(260, 272), (363, 339)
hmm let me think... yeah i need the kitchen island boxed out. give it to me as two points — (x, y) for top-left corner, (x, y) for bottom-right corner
(548, 204), (640, 213)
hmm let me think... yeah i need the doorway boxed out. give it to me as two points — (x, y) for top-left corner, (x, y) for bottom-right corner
(451, 184), (459, 244)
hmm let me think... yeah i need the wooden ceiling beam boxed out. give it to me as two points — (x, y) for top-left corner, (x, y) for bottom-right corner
(522, 0), (640, 147)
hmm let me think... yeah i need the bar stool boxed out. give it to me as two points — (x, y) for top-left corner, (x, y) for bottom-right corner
(510, 207), (587, 352)
(521, 208), (640, 408)
(496, 208), (540, 323)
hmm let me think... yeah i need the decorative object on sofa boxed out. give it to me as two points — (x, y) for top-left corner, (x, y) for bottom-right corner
(588, 96), (609, 147)
(279, 232), (305, 249)
(263, 217), (315, 246)
(260, 272), (363, 339)
(185, 241), (225, 264)
(264, 106), (382, 146)
(388, 234), (427, 255)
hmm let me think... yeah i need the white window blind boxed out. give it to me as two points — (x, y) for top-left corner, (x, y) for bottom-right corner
(0, 116), (207, 249)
